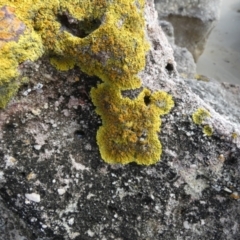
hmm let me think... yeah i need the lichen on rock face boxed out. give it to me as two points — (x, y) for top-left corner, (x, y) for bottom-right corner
(91, 84), (174, 165)
(203, 124), (213, 136)
(0, 0), (148, 105)
(0, 6), (25, 46)
(192, 107), (213, 136)
(0, 0), (174, 165)
(192, 107), (210, 125)
(0, 4), (43, 108)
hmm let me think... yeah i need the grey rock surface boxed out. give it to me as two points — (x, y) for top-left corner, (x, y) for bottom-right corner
(154, 0), (222, 61)
(0, 1), (240, 239)
(0, 197), (34, 240)
(173, 46), (196, 79)
(186, 79), (240, 124)
(159, 20), (196, 79)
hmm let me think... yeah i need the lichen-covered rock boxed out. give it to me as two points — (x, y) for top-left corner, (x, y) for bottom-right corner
(186, 78), (240, 124)
(0, 0), (149, 106)
(0, 6), (26, 47)
(0, 0), (175, 165)
(154, 0), (222, 61)
(0, 5), (43, 108)
(0, 1), (240, 240)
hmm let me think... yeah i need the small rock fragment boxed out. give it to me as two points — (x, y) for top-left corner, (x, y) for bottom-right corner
(31, 108), (41, 116)
(87, 229), (95, 237)
(57, 188), (66, 195)
(223, 187), (232, 193)
(25, 193), (41, 203)
(68, 218), (75, 226)
(34, 145), (42, 150)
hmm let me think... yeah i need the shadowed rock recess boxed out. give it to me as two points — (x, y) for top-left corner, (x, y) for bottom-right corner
(154, 0), (222, 62)
(0, 0), (240, 239)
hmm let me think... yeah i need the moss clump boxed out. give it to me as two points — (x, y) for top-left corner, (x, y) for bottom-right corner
(0, 0), (174, 165)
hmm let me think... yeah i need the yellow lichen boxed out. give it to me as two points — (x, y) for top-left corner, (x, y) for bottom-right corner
(0, 28), (43, 107)
(0, 0), (150, 108)
(192, 108), (213, 137)
(192, 108), (211, 125)
(0, 6), (25, 48)
(203, 125), (213, 136)
(50, 57), (75, 71)
(232, 132), (238, 139)
(150, 91), (175, 115)
(91, 84), (174, 165)
(194, 74), (210, 82)
(0, 0), (174, 165)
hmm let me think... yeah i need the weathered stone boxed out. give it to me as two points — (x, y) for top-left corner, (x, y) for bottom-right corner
(154, 0), (222, 61)
(173, 46), (196, 78)
(0, 6), (26, 48)
(0, 1), (239, 240)
(159, 20), (196, 79)
(0, 197), (34, 240)
(186, 78), (240, 124)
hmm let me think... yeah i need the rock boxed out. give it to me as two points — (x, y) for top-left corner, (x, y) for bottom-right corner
(158, 20), (175, 45)
(0, 198), (34, 240)
(186, 79), (240, 124)
(154, 0), (222, 61)
(159, 20), (196, 79)
(0, 5), (43, 108)
(173, 45), (196, 79)
(25, 193), (41, 203)
(0, 0), (240, 240)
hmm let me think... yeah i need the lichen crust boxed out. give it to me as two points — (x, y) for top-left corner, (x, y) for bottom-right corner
(0, 0), (174, 165)
(192, 108), (211, 125)
(192, 108), (213, 137)
(203, 124), (213, 137)
(0, 0), (149, 107)
(91, 84), (174, 165)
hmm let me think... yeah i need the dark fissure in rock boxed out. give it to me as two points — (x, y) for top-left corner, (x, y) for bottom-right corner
(57, 12), (102, 38)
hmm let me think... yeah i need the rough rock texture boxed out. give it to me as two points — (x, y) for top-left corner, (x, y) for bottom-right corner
(186, 79), (240, 125)
(173, 46), (196, 78)
(0, 0), (149, 109)
(0, 197), (34, 240)
(159, 20), (196, 79)
(0, 1), (240, 240)
(154, 0), (222, 61)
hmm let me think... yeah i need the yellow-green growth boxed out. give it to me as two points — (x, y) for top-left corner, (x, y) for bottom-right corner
(194, 74), (210, 82)
(91, 85), (174, 165)
(0, 0), (174, 165)
(50, 57), (75, 71)
(203, 125), (213, 136)
(192, 108), (211, 125)
(192, 108), (213, 137)
(232, 132), (238, 139)
(0, 5), (44, 107)
(0, 0), (149, 107)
